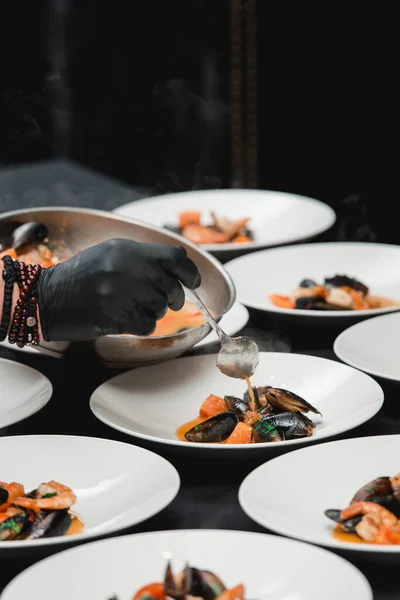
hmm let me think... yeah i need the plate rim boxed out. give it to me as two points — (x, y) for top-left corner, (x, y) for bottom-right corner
(238, 433), (400, 554)
(225, 241), (400, 318)
(0, 433), (181, 549)
(0, 528), (373, 600)
(89, 351), (384, 451)
(0, 357), (53, 429)
(333, 311), (400, 381)
(112, 189), (337, 253)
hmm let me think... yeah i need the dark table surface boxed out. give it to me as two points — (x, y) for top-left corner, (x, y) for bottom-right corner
(1, 160), (399, 599)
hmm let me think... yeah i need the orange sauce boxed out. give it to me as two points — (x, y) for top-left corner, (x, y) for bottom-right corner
(175, 417), (204, 442)
(149, 301), (205, 337)
(332, 524), (366, 544)
(244, 376), (256, 410)
(65, 514), (84, 536)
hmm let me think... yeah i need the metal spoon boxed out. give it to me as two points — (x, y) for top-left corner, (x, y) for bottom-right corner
(186, 288), (259, 379)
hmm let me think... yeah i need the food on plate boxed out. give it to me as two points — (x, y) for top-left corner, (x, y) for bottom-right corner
(108, 560), (245, 600)
(0, 479), (82, 541)
(164, 211), (253, 245)
(0, 220), (206, 337)
(325, 472), (400, 544)
(176, 383), (322, 444)
(269, 274), (399, 311)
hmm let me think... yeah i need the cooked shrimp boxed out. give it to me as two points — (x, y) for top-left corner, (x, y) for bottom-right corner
(13, 481), (76, 511)
(341, 501), (398, 543)
(0, 482), (25, 511)
(365, 295), (400, 309)
(211, 212), (249, 239)
(182, 224), (229, 245)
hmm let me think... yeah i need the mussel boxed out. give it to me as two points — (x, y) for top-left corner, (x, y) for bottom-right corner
(324, 274), (369, 296)
(351, 476), (393, 504)
(185, 412), (239, 443)
(224, 395), (250, 419)
(164, 561), (226, 600)
(243, 385), (271, 409)
(0, 220), (48, 251)
(22, 509), (72, 540)
(0, 510), (30, 541)
(0, 486), (9, 505)
(265, 387), (322, 416)
(295, 296), (350, 311)
(252, 418), (281, 443)
(299, 278), (318, 288)
(324, 509), (363, 533)
(253, 412), (315, 442)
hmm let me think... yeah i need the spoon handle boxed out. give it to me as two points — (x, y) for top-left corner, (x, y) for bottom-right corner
(185, 288), (226, 342)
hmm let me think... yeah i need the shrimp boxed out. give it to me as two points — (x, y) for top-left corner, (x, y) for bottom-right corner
(0, 482), (25, 511)
(211, 212), (249, 240)
(13, 481), (76, 511)
(182, 224), (229, 245)
(341, 502), (398, 543)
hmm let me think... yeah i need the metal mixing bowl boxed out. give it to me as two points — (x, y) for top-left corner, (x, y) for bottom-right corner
(0, 207), (235, 367)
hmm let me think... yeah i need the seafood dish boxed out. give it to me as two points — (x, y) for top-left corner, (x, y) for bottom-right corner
(0, 220), (206, 337)
(164, 211), (253, 245)
(0, 480), (82, 541)
(176, 383), (321, 444)
(325, 472), (400, 544)
(269, 274), (399, 311)
(108, 560), (245, 600)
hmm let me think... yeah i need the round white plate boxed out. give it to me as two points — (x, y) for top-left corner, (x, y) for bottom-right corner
(334, 311), (400, 382)
(195, 302), (249, 348)
(0, 529), (372, 600)
(225, 242), (400, 321)
(112, 189), (336, 255)
(0, 435), (179, 553)
(239, 435), (400, 557)
(89, 352), (383, 454)
(0, 358), (52, 429)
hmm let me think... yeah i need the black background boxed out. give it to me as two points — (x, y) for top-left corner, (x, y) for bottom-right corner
(2, 2), (399, 242)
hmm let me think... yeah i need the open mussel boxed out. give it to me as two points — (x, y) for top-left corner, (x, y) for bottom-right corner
(243, 385), (271, 409)
(0, 509), (31, 541)
(324, 274), (369, 296)
(22, 509), (72, 540)
(185, 412), (239, 443)
(0, 221), (48, 251)
(224, 395), (250, 419)
(253, 412), (315, 442)
(164, 561), (226, 600)
(265, 387), (322, 416)
(324, 509), (363, 533)
(295, 296), (350, 311)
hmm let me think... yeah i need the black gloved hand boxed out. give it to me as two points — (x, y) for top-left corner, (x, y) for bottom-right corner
(37, 238), (201, 341)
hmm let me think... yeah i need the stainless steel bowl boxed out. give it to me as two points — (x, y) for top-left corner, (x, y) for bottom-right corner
(0, 207), (235, 367)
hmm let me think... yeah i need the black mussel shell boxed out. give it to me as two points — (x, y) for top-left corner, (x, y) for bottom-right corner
(0, 487), (9, 505)
(256, 411), (315, 441)
(351, 477), (392, 503)
(252, 418), (281, 443)
(224, 395), (250, 419)
(185, 412), (239, 443)
(21, 509), (72, 540)
(324, 509), (362, 533)
(295, 296), (324, 310)
(10, 221), (49, 250)
(198, 570), (226, 600)
(314, 302), (351, 311)
(265, 387), (322, 416)
(244, 385), (271, 409)
(324, 274), (369, 296)
(0, 221), (22, 251)
(299, 279), (318, 288)
(0, 511), (30, 541)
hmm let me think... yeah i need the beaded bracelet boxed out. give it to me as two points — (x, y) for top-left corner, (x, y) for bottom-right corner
(8, 261), (41, 347)
(0, 256), (18, 342)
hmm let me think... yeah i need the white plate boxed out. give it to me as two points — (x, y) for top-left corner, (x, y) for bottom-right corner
(239, 435), (400, 558)
(113, 189), (336, 255)
(89, 352), (383, 455)
(0, 529), (372, 600)
(225, 242), (400, 321)
(334, 311), (400, 382)
(195, 302), (249, 348)
(0, 358), (52, 429)
(0, 435), (179, 553)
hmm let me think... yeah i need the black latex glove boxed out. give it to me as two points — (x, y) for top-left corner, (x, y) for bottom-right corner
(37, 238), (201, 341)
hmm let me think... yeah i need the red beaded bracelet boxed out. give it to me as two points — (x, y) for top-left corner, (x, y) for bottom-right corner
(8, 261), (41, 348)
